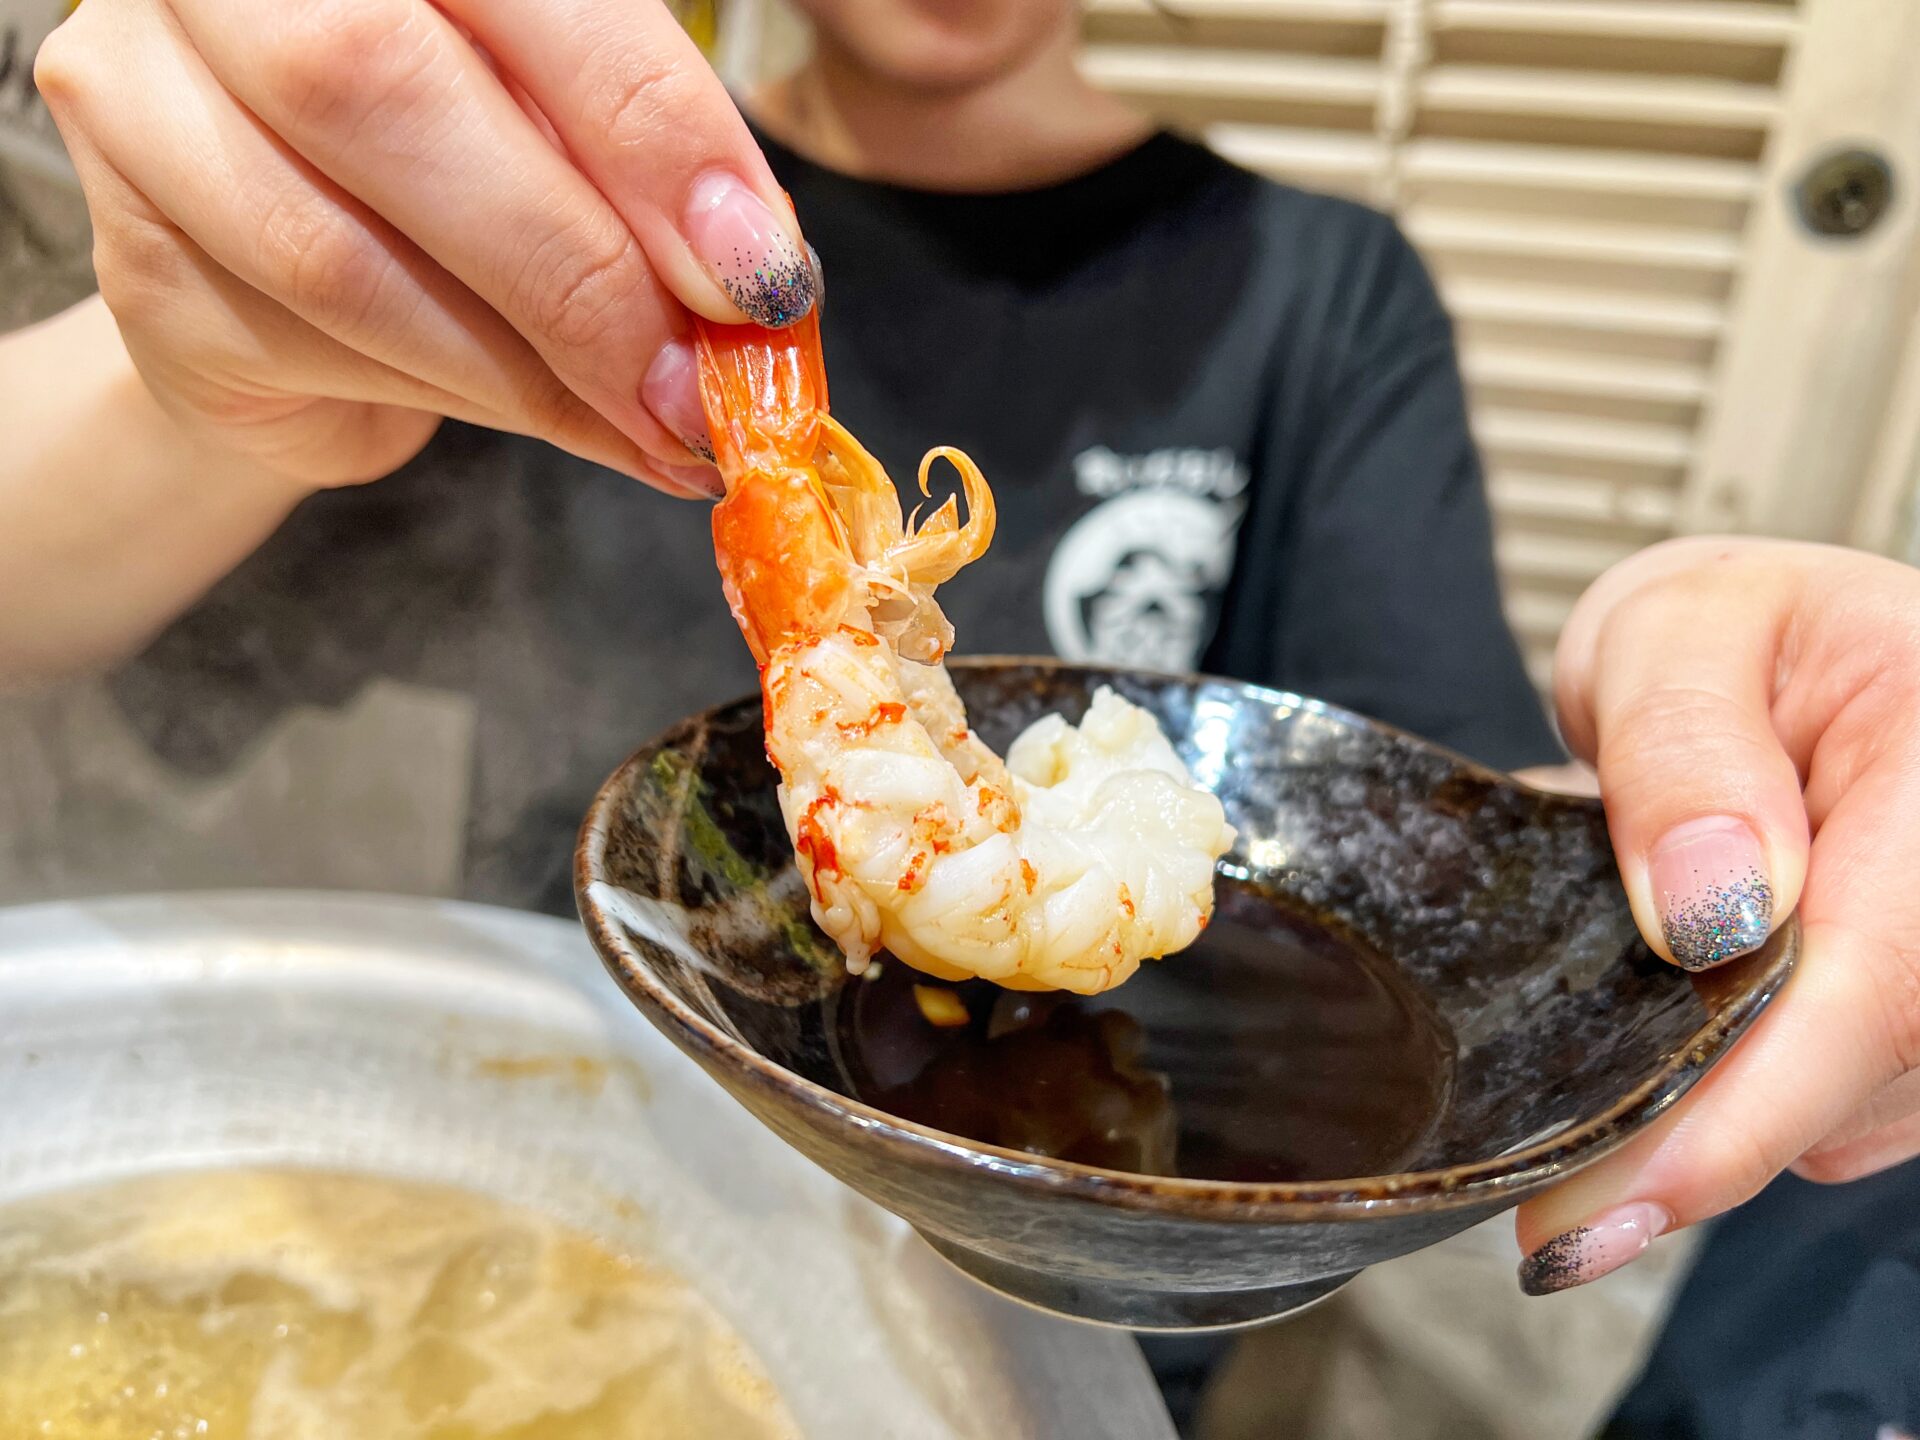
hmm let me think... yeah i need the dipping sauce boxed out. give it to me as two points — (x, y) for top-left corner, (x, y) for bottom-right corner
(831, 880), (1455, 1183)
(0, 1170), (797, 1440)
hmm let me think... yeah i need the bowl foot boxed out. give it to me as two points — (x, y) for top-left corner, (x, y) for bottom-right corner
(920, 1233), (1358, 1333)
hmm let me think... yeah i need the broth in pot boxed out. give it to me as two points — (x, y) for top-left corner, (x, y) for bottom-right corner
(0, 1169), (797, 1440)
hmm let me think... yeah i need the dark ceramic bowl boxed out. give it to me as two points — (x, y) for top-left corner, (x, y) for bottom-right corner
(576, 661), (1797, 1331)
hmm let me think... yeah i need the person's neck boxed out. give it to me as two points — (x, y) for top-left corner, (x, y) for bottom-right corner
(749, 30), (1153, 193)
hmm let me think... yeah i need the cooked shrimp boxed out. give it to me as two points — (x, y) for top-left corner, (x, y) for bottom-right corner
(694, 310), (1235, 996)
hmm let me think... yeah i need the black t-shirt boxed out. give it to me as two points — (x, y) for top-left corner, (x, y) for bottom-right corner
(1603, 1160), (1920, 1440)
(762, 127), (1553, 768)
(3, 129), (1558, 914)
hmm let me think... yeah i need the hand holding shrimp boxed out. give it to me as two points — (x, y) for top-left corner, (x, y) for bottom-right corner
(695, 311), (1234, 996)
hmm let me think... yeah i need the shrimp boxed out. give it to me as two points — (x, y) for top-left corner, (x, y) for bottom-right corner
(694, 309), (1235, 996)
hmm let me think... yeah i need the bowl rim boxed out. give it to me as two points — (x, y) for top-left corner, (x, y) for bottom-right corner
(576, 658), (1798, 1221)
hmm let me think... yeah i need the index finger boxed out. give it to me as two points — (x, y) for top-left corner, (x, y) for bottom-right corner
(448, 0), (817, 329)
(169, 0), (713, 470)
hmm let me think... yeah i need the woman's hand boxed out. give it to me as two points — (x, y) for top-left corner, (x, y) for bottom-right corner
(33, 0), (816, 496)
(1515, 536), (1920, 1293)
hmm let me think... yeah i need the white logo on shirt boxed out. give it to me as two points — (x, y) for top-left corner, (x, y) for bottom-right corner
(1044, 447), (1247, 673)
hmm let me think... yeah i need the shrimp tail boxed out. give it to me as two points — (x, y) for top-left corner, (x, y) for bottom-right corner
(698, 312), (856, 667)
(694, 312), (829, 481)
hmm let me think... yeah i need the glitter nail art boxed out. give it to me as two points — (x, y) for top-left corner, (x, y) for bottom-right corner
(1519, 1203), (1669, 1295)
(1662, 867), (1773, 971)
(640, 338), (719, 464)
(718, 236), (816, 329)
(1649, 816), (1774, 972)
(684, 171), (819, 330)
(1518, 1226), (1596, 1295)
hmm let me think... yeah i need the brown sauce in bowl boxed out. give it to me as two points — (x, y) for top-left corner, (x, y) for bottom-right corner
(828, 880), (1455, 1183)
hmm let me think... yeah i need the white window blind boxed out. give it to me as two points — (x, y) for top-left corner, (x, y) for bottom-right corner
(1082, 0), (1804, 689)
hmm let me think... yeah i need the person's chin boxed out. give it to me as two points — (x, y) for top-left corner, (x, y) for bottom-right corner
(850, 31), (1031, 92)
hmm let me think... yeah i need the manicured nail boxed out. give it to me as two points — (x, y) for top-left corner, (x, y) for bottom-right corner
(646, 457), (724, 500)
(641, 338), (715, 462)
(1649, 817), (1774, 971)
(807, 242), (825, 313)
(683, 171), (815, 328)
(1519, 1202), (1672, 1295)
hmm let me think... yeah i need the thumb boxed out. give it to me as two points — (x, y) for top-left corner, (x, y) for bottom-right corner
(1554, 547), (1809, 972)
(1513, 543), (1821, 1293)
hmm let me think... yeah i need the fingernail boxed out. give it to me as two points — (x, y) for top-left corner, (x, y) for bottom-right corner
(646, 457), (724, 500)
(1649, 816), (1775, 971)
(1519, 1202), (1671, 1295)
(683, 171), (816, 328)
(641, 338), (715, 463)
(807, 242), (825, 314)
